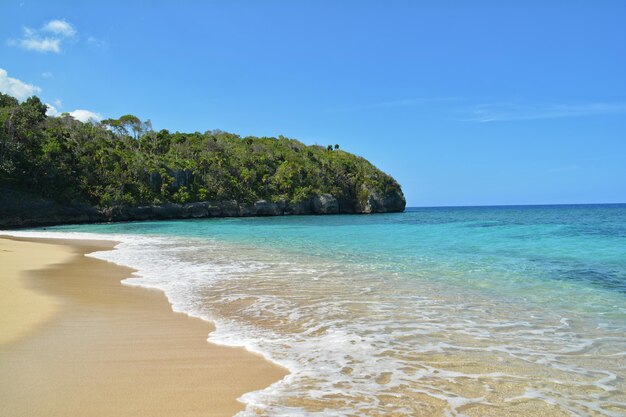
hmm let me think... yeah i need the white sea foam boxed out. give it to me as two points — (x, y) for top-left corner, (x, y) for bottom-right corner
(3, 229), (625, 416)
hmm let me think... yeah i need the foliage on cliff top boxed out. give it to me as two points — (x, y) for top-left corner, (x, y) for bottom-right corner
(0, 93), (402, 207)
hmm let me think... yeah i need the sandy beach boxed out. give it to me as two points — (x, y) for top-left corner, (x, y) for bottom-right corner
(0, 236), (287, 417)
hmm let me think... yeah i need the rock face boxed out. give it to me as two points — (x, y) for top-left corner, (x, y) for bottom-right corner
(0, 189), (104, 228)
(357, 186), (406, 214)
(312, 194), (339, 214)
(0, 186), (406, 229)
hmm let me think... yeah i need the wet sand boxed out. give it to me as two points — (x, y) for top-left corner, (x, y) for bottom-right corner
(0, 236), (287, 417)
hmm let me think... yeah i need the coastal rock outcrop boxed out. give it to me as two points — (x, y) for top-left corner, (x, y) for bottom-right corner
(312, 194), (340, 214)
(357, 186), (406, 214)
(0, 187), (406, 229)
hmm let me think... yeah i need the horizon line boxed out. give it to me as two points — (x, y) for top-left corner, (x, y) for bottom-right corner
(406, 202), (625, 209)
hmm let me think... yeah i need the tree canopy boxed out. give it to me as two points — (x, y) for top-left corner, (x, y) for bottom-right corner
(0, 93), (403, 208)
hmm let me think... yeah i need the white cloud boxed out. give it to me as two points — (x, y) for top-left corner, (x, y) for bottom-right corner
(13, 36), (61, 53)
(0, 68), (102, 122)
(45, 103), (60, 117)
(0, 68), (42, 101)
(42, 19), (76, 37)
(45, 99), (64, 116)
(464, 102), (626, 122)
(8, 19), (76, 53)
(42, 71), (54, 78)
(86, 36), (109, 49)
(46, 106), (103, 123)
(331, 97), (461, 112)
(69, 109), (102, 123)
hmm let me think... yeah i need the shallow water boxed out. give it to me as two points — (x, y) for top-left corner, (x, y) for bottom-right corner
(15, 205), (626, 416)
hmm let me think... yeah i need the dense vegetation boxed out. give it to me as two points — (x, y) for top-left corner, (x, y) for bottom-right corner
(0, 93), (402, 209)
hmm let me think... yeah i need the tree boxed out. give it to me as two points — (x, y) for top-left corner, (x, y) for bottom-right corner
(0, 94), (20, 177)
(11, 96), (48, 145)
(0, 93), (19, 108)
(102, 114), (143, 139)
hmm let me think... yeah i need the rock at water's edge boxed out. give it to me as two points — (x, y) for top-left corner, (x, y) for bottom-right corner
(0, 187), (406, 228)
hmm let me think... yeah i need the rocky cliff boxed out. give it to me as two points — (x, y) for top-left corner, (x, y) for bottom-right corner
(0, 187), (405, 229)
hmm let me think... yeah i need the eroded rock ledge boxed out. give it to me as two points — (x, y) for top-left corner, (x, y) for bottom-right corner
(0, 188), (405, 229)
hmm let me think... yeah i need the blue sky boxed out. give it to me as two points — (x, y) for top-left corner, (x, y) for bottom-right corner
(1, 1), (625, 206)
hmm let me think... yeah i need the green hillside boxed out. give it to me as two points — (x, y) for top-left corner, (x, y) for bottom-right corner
(0, 93), (405, 221)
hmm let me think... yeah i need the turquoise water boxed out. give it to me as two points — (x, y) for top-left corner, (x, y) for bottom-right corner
(48, 204), (626, 304)
(25, 204), (626, 416)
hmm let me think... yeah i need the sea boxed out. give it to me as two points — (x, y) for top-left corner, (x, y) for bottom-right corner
(9, 204), (626, 416)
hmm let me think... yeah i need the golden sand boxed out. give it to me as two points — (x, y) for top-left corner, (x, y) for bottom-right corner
(0, 238), (72, 345)
(0, 237), (287, 417)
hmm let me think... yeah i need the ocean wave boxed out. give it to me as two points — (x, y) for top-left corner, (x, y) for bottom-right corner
(3, 229), (625, 416)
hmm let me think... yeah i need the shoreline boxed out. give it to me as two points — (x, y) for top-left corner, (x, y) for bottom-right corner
(0, 235), (287, 417)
